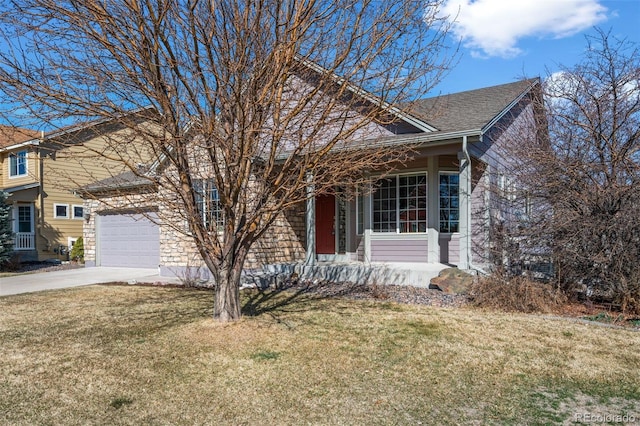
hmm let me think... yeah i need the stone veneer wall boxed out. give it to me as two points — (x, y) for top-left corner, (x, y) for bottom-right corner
(84, 191), (306, 276)
(246, 202), (306, 268)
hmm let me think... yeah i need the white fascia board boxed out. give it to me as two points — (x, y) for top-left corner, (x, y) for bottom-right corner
(0, 139), (40, 152)
(3, 182), (41, 193)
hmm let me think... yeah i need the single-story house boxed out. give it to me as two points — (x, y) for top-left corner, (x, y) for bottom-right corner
(80, 77), (542, 285)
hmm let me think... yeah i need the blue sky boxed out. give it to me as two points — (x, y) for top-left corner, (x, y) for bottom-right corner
(429, 0), (640, 96)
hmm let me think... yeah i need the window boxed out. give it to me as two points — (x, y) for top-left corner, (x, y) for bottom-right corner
(9, 150), (27, 177)
(194, 178), (223, 230)
(54, 204), (69, 219)
(372, 173), (427, 233)
(356, 189), (365, 235)
(439, 173), (459, 233)
(18, 206), (32, 233)
(72, 205), (84, 220)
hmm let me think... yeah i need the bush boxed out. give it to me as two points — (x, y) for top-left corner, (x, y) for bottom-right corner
(1, 253), (21, 272)
(616, 270), (640, 315)
(70, 237), (84, 263)
(469, 273), (566, 314)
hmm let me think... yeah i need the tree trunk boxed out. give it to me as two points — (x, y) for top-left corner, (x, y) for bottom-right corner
(213, 258), (243, 322)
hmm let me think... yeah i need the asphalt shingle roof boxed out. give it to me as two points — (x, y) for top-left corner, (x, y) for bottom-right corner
(80, 170), (155, 193)
(410, 78), (538, 133)
(0, 125), (40, 149)
(82, 79), (538, 193)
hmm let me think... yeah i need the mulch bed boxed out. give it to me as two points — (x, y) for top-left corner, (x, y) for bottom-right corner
(7, 261), (84, 274)
(281, 279), (469, 308)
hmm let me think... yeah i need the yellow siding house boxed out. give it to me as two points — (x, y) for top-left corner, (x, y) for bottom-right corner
(0, 118), (146, 262)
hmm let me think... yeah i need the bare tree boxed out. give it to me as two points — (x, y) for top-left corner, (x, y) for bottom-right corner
(507, 29), (640, 312)
(0, 1), (455, 321)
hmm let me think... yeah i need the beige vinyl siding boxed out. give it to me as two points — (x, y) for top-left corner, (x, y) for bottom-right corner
(370, 237), (429, 262)
(37, 126), (152, 260)
(1, 147), (39, 190)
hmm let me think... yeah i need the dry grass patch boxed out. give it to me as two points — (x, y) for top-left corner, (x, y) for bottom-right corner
(1, 284), (639, 425)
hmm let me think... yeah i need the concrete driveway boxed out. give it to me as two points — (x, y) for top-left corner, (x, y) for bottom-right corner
(0, 267), (177, 296)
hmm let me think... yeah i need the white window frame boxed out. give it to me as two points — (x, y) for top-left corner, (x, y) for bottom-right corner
(194, 178), (223, 230)
(72, 205), (84, 220)
(15, 204), (34, 233)
(439, 172), (460, 234)
(54, 203), (69, 219)
(355, 187), (366, 236)
(68, 237), (78, 251)
(371, 172), (428, 234)
(9, 150), (28, 178)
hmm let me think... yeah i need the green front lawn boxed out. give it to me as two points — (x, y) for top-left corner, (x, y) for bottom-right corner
(1, 285), (638, 425)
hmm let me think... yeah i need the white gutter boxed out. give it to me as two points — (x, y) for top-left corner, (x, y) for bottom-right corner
(3, 182), (40, 193)
(0, 139), (39, 152)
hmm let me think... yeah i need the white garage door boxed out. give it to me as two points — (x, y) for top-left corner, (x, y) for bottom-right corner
(98, 213), (159, 268)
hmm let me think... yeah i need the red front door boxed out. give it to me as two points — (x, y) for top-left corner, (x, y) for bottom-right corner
(315, 194), (335, 254)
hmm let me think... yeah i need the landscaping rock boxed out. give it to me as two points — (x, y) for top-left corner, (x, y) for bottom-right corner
(429, 268), (475, 295)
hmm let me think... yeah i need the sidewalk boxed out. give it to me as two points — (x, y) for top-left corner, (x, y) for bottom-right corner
(0, 267), (179, 296)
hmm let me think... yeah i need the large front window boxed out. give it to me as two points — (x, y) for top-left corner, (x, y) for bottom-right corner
(372, 173), (427, 233)
(194, 178), (223, 230)
(439, 173), (459, 233)
(9, 150), (27, 177)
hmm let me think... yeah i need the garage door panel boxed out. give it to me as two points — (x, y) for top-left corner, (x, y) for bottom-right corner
(98, 213), (159, 268)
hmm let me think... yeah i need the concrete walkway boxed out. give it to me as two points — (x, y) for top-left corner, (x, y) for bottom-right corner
(0, 267), (177, 297)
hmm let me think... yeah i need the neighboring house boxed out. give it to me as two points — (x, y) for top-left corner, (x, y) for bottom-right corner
(0, 116), (150, 262)
(80, 78), (542, 283)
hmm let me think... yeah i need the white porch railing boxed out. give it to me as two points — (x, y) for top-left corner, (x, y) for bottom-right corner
(14, 232), (35, 250)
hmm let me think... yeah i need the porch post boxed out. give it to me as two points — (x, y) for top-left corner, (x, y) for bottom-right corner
(305, 171), (316, 265)
(458, 150), (471, 270)
(427, 156), (439, 263)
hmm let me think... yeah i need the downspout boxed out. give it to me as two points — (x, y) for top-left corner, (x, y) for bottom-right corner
(38, 130), (51, 252)
(462, 135), (489, 276)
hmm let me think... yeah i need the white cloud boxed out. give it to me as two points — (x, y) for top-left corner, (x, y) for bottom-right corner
(441, 0), (608, 58)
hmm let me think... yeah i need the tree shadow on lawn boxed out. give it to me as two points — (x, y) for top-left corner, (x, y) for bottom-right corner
(241, 280), (378, 318)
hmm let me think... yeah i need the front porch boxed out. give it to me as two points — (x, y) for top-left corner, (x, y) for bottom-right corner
(9, 202), (38, 260)
(304, 152), (475, 272)
(242, 260), (450, 289)
(14, 232), (35, 250)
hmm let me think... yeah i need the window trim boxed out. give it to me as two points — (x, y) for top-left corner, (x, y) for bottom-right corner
(438, 171), (460, 234)
(194, 178), (223, 231)
(16, 204), (34, 233)
(371, 172), (428, 234)
(9, 150), (28, 178)
(72, 205), (84, 220)
(53, 203), (69, 219)
(355, 187), (366, 236)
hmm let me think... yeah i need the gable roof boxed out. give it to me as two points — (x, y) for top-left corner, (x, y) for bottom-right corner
(81, 78), (540, 193)
(410, 78), (539, 134)
(0, 125), (40, 150)
(295, 57), (437, 133)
